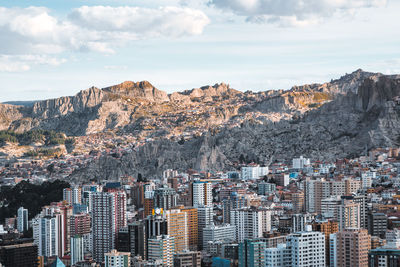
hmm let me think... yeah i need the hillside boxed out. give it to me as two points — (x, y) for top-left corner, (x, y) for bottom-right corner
(1, 69), (400, 180)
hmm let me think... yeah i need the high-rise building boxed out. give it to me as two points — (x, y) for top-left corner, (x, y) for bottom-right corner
(92, 191), (127, 263)
(192, 180), (213, 207)
(144, 211), (168, 240)
(312, 220), (339, 267)
(241, 165), (269, 180)
(164, 208), (188, 252)
(63, 187), (82, 205)
(264, 243), (291, 267)
(0, 242), (38, 267)
(361, 171), (375, 189)
(238, 239), (265, 267)
(148, 235), (175, 267)
(70, 213), (91, 254)
(258, 182), (276, 196)
(368, 212), (388, 239)
(71, 235), (84, 266)
(197, 206), (213, 250)
(153, 186), (178, 211)
(286, 227), (325, 267)
(292, 192), (305, 213)
(352, 193), (368, 229)
(292, 156), (310, 169)
(338, 198), (361, 230)
(173, 250), (201, 267)
(132, 182), (154, 210)
(180, 207), (199, 251)
(17, 207), (28, 233)
(321, 196), (342, 219)
(203, 224), (236, 250)
(368, 229), (400, 266)
(330, 233), (337, 267)
(33, 215), (61, 257)
(292, 214), (314, 233)
(128, 221), (146, 259)
(222, 192), (248, 224)
(105, 249), (131, 267)
(335, 228), (371, 267)
(230, 207), (271, 243)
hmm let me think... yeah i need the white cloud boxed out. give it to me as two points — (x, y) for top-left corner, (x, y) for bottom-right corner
(69, 6), (210, 38)
(0, 5), (210, 56)
(0, 55), (66, 72)
(210, 0), (387, 26)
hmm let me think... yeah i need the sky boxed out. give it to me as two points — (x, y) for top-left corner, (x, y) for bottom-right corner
(0, 0), (399, 102)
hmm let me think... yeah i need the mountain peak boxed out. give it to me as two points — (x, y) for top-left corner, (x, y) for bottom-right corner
(102, 80), (169, 102)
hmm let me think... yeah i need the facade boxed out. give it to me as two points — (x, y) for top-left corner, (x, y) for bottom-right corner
(368, 249), (400, 267)
(292, 156), (310, 169)
(230, 207), (270, 243)
(105, 249), (131, 267)
(192, 181), (212, 207)
(173, 250), (201, 267)
(148, 235), (175, 267)
(91, 191), (127, 263)
(222, 193), (248, 224)
(70, 213), (91, 254)
(335, 228), (371, 267)
(312, 220), (339, 267)
(203, 224), (236, 250)
(17, 206), (28, 233)
(368, 212), (388, 239)
(34, 215), (61, 257)
(0, 242), (38, 267)
(153, 186), (178, 211)
(338, 198), (361, 230)
(258, 182), (276, 196)
(330, 233), (337, 267)
(71, 235), (84, 266)
(264, 243), (291, 267)
(286, 229), (325, 267)
(238, 239), (265, 267)
(292, 192), (305, 213)
(241, 166), (269, 180)
(180, 207), (199, 251)
(165, 208), (189, 252)
(63, 187), (82, 205)
(197, 206), (214, 249)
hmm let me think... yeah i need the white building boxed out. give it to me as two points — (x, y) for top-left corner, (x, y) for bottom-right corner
(105, 249), (131, 267)
(292, 156), (311, 169)
(230, 207), (271, 243)
(192, 181), (213, 207)
(361, 171), (376, 189)
(71, 235), (84, 266)
(329, 233), (337, 267)
(148, 235), (175, 267)
(33, 215), (61, 257)
(197, 206), (214, 249)
(63, 187), (82, 205)
(241, 165), (269, 180)
(17, 207), (28, 233)
(265, 243), (291, 267)
(286, 227), (325, 267)
(202, 224), (236, 250)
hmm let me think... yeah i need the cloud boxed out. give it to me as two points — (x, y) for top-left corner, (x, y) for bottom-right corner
(69, 6), (210, 38)
(210, 0), (387, 26)
(0, 5), (210, 56)
(0, 55), (67, 72)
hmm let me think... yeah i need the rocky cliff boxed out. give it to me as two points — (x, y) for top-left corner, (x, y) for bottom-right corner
(2, 69), (400, 181)
(68, 72), (400, 181)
